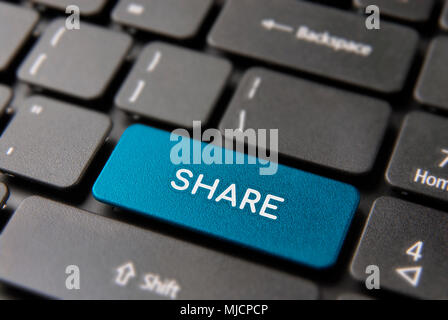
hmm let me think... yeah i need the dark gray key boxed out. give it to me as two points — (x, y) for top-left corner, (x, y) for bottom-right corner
(0, 3), (39, 71)
(386, 112), (448, 203)
(351, 197), (448, 300)
(116, 42), (231, 127)
(414, 37), (448, 111)
(18, 19), (131, 100)
(208, 0), (419, 93)
(0, 183), (9, 207)
(0, 96), (111, 189)
(112, 0), (213, 39)
(354, 0), (435, 23)
(0, 196), (319, 300)
(441, 1), (448, 30)
(0, 85), (12, 116)
(32, 0), (107, 16)
(337, 293), (373, 300)
(219, 68), (391, 175)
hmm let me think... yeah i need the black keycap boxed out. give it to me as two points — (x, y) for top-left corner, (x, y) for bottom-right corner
(219, 68), (391, 175)
(208, 0), (419, 93)
(0, 183), (9, 207)
(0, 85), (12, 116)
(18, 19), (131, 100)
(338, 293), (373, 300)
(32, 0), (108, 16)
(112, 0), (213, 39)
(386, 112), (448, 203)
(116, 42), (231, 127)
(351, 197), (448, 300)
(0, 96), (111, 189)
(354, 0), (435, 23)
(0, 3), (39, 72)
(0, 196), (319, 300)
(441, 1), (448, 30)
(414, 37), (448, 111)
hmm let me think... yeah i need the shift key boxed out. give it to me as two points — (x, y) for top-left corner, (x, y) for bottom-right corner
(0, 197), (318, 299)
(208, 0), (419, 93)
(93, 125), (360, 269)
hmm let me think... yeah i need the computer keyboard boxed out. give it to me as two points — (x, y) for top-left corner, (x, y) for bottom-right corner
(0, 0), (447, 301)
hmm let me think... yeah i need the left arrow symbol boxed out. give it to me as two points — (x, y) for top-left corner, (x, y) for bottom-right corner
(261, 19), (294, 33)
(396, 266), (422, 287)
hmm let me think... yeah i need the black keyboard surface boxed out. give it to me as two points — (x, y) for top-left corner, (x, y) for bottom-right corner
(0, 0), (447, 300)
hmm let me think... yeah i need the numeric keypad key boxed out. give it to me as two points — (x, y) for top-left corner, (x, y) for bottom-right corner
(386, 112), (448, 203)
(351, 197), (448, 299)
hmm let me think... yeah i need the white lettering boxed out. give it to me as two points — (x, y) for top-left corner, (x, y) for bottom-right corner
(239, 188), (262, 213)
(296, 25), (373, 57)
(215, 183), (237, 207)
(191, 174), (219, 199)
(171, 169), (193, 191)
(170, 169), (283, 220)
(414, 168), (448, 191)
(259, 195), (284, 220)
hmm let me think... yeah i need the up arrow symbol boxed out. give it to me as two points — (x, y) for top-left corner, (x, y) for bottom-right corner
(115, 262), (136, 286)
(396, 266), (422, 287)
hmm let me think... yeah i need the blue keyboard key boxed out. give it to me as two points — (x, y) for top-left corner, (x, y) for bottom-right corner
(93, 125), (359, 269)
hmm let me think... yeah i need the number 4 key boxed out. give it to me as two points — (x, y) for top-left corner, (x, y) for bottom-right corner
(351, 197), (448, 299)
